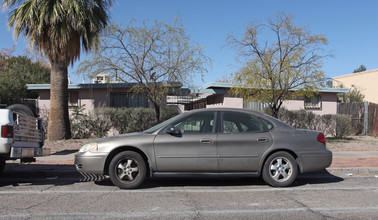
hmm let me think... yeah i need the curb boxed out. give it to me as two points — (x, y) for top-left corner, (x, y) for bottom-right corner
(326, 167), (378, 176)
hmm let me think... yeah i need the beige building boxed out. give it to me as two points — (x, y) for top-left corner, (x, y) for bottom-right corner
(333, 69), (378, 103)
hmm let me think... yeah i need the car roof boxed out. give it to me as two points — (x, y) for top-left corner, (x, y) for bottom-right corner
(186, 108), (265, 116)
(185, 108), (291, 129)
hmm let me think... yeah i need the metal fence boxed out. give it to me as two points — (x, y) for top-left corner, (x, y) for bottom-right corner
(243, 101), (269, 112)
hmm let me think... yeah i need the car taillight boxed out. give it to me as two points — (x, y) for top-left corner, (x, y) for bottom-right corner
(1, 125), (14, 138)
(317, 133), (326, 144)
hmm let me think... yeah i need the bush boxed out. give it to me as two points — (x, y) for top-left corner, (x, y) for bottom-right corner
(334, 114), (352, 138)
(70, 105), (112, 139)
(70, 106), (180, 138)
(273, 108), (352, 138)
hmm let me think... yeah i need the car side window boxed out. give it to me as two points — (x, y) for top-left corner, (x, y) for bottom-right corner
(222, 112), (263, 133)
(259, 117), (274, 130)
(173, 111), (216, 134)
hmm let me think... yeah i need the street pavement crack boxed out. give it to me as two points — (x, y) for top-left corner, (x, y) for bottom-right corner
(183, 189), (200, 219)
(286, 194), (342, 220)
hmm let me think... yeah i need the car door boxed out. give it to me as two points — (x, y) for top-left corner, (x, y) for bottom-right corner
(153, 111), (218, 172)
(217, 111), (273, 172)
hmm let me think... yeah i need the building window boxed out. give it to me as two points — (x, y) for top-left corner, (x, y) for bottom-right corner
(110, 92), (148, 108)
(68, 91), (79, 107)
(304, 94), (322, 110)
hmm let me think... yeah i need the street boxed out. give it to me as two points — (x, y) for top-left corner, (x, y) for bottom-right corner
(0, 164), (378, 219)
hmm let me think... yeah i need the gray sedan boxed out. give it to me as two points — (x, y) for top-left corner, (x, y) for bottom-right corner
(75, 108), (332, 189)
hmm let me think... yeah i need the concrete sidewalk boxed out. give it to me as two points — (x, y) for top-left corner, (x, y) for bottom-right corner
(31, 151), (378, 169)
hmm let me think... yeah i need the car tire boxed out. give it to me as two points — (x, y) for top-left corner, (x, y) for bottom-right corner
(109, 151), (146, 189)
(6, 104), (36, 117)
(262, 151), (298, 187)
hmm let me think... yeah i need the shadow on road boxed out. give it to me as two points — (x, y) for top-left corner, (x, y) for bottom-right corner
(0, 164), (344, 189)
(293, 170), (344, 186)
(0, 163), (81, 187)
(51, 150), (78, 155)
(95, 169), (344, 189)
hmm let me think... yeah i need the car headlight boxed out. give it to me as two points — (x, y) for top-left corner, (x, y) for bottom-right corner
(79, 142), (98, 153)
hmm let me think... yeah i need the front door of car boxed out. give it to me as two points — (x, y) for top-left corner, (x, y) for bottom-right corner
(216, 111), (273, 172)
(153, 111), (218, 172)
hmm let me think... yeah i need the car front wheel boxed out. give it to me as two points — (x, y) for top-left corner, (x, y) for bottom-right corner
(109, 151), (146, 189)
(262, 151), (298, 187)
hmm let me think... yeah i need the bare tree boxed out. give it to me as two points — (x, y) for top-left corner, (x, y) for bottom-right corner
(79, 19), (211, 122)
(227, 13), (329, 118)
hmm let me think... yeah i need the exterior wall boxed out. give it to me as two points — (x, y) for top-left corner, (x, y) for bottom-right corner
(206, 97), (243, 109)
(202, 93), (337, 115)
(281, 92), (337, 115)
(333, 69), (378, 103)
(37, 87), (134, 118)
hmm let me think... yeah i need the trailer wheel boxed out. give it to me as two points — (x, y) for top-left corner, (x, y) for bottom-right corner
(6, 104), (36, 117)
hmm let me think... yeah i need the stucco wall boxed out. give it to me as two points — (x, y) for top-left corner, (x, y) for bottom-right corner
(206, 97), (243, 109)
(333, 69), (378, 103)
(38, 87), (127, 118)
(281, 93), (337, 115)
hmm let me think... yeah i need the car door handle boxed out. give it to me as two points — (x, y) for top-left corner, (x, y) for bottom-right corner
(200, 139), (213, 144)
(257, 138), (269, 142)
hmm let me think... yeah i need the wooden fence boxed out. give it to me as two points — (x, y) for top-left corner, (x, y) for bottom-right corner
(338, 102), (378, 136)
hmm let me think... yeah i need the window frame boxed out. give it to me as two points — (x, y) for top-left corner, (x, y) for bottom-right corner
(110, 92), (149, 108)
(68, 91), (79, 107)
(304, 94), (322, 110)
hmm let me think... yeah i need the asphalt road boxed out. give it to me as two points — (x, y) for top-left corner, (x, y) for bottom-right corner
(1, 164), (378, 219)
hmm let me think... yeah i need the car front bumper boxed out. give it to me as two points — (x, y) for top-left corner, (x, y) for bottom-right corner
(74, 152), (108, 175)
(298, 149), (333, 173)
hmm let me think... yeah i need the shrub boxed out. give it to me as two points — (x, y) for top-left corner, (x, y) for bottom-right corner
(70, 106), (180, 138)
(334, 114), (352, 138)
(70, 105), (112, 139)
(273, 108), (352, 138)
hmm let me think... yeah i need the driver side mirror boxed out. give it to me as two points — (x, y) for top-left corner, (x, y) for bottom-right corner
(166, 126), (181, 135)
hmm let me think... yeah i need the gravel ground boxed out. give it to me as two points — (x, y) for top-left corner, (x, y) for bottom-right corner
(43, 135), (378, 153)
(326, 136), (378, 151)
(43, 139), (93, 153)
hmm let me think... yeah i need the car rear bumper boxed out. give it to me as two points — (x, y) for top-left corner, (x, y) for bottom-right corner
(298, 149), (333, 173)
(74, 152), (108, 175)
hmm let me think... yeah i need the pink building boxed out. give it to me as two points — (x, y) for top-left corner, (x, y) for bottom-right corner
(28, 82), (347, 116)
(169, 83), (348, 115)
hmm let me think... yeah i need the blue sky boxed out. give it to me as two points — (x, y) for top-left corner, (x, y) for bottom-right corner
(1, 0), (378, 86)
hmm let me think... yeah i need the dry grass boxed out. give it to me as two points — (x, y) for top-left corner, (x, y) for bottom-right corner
(43, 139), (94, 153)
(326, 136), (378, 151)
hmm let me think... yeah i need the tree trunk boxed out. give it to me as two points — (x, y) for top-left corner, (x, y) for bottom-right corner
(153, 102), (161, 123)
(270, 106), (279, 119)
(47, 60), (71, 140)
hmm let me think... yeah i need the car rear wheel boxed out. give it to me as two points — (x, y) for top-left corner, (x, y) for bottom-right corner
(109, 151), (146, 189)
(262, 151), (297, 187)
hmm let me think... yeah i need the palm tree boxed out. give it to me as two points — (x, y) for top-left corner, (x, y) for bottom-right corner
(3, 0), (113, 140)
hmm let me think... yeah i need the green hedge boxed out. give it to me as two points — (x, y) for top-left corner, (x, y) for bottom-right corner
(70, 106), (179, 139)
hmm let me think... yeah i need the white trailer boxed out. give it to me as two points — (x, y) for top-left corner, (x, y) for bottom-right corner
(0, 109), (50, 173)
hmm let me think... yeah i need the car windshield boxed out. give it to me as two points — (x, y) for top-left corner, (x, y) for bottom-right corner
(143, 113), (184, 134)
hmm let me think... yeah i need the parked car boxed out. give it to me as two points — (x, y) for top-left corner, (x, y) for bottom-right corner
(75, 108), (332, 189)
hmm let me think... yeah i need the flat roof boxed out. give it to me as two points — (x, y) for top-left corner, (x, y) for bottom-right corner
(27, 82), (348, 94)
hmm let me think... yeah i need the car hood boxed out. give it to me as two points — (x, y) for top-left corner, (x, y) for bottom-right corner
(94, 132), (151, 144)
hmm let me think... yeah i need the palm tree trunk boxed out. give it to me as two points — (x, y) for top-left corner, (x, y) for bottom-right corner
(47, 60), (71, 140)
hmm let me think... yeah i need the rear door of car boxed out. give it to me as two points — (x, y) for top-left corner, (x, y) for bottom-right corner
(153, 111), (218, 172)
(216, 111), (274, 172)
